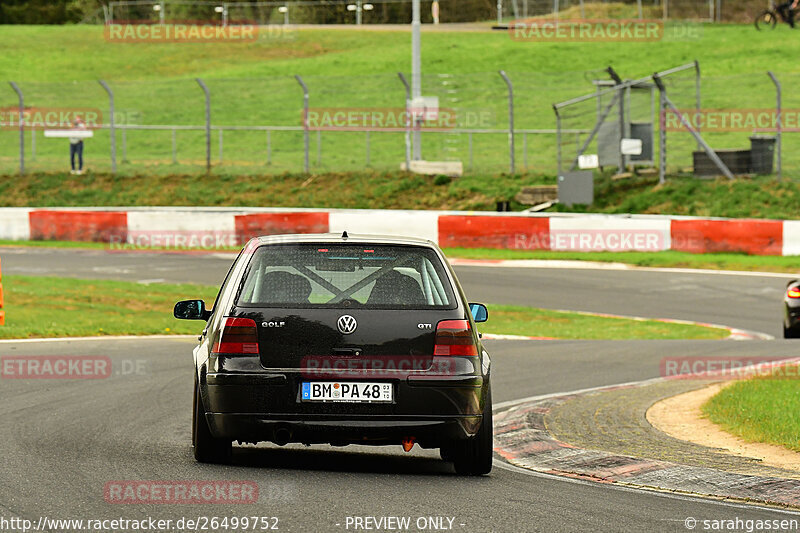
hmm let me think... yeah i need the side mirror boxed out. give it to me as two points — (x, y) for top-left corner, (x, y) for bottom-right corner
(469, 303), (488, 323)
(174, 299), (210, 321)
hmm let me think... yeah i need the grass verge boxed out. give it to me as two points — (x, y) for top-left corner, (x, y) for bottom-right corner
(484, 304), (728, 340)
(0, 171), (541, 211)
(0, 275), (727, 340)
(5, 173), (800, 220)
(0, 275), (217, 338)
(702, 365), (800, 453)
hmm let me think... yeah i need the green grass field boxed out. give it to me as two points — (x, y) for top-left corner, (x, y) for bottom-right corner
(0, 275), (218, 338)
(484, 304), (727, 340)
(0, 275), (726, 340)
(2, 23), (800, 176)
(0, 169), (544, 211)
(703, 365), (800, 452)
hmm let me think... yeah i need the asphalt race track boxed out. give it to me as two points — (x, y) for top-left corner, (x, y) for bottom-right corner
(1, 247), (800, 532)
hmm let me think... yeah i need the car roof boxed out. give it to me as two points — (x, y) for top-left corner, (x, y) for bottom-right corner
(253, 233), (437, 248)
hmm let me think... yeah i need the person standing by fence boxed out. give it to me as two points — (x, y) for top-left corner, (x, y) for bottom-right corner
(69, 117), (87, 175)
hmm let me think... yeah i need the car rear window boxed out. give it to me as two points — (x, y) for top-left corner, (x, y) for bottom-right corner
(236, 244), (456, 309)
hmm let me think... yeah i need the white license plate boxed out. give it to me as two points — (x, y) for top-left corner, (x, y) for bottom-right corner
(301, 382), (393, 403)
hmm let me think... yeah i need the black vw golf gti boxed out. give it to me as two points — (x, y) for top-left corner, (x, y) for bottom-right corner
(174, 233), (492, 475)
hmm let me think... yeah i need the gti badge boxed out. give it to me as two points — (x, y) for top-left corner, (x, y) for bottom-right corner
(337, 315), (358, 335)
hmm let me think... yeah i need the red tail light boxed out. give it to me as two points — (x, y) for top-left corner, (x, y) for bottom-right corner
(789, 287), (800, 299)
(212, 317), (259, 355)
(434, 319), (478, 356)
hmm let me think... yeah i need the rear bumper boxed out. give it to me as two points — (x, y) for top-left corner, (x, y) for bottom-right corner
(207, 413), (481, 447)
(202, 370), (487, 447)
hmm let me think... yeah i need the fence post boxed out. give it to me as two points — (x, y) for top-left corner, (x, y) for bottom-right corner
(218, 129), (223, 162)
(9, 82), (24, 175)
(768, 71), (782, 181)
(554, 105), (562, 176)
(196, 78), (211, 173)
(98, 80), (117, 174)
(694, 60), (701, 151)
(295, 75), (310, 173)
(398, 72), (411, 171)
(497, 0), (502, 24)
(637, 0), (643, 19)
(499, 70), (515, 174)
(657, 84), (666, 185)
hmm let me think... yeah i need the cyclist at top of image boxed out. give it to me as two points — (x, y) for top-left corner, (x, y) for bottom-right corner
(778, 0), (800, 27)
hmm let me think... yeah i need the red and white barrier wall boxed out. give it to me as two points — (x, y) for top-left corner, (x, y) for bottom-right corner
(0, 207), (797, 256)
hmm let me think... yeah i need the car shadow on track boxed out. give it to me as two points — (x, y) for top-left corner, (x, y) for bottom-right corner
(224, 445), (459, 476)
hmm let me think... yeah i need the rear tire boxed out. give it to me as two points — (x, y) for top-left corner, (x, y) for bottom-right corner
(448, 388), (493, 476)
(193, 377), (232, 463)
(784, 323), (800, 339)
(755, 10), (778, 30)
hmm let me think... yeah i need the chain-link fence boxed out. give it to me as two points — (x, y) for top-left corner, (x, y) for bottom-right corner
(0, 71), (594, 176)
(501, 1), (774, 23)
(2, 67), (798, 178)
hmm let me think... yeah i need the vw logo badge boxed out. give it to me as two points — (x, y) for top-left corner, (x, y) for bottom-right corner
(337, 315), (357, 335)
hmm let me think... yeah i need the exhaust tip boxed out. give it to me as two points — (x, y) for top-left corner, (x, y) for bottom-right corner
(273, 426), (292, 446)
